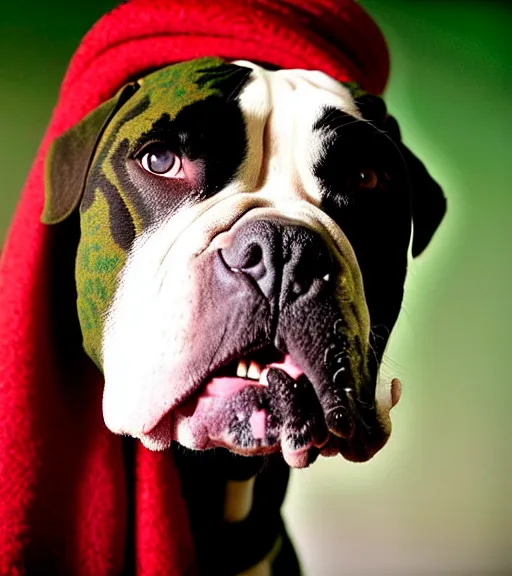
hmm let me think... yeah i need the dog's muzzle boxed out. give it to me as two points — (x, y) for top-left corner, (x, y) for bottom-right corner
(164, 216), (397, 467)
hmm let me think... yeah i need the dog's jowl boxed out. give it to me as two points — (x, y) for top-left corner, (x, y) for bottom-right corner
(43, 56), (445, 573)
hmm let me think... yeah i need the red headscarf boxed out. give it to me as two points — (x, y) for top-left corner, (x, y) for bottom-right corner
(0, 1), (389, 574)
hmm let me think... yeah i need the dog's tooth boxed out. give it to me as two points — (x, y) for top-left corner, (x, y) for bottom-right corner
(237, 360), (248, 378)
(247, 361), (262, 381)
(259, 368), (269, 387)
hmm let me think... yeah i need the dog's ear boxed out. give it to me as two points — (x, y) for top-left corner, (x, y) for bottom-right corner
(353, 90), (447, 257)
(42, 82), (140, 225)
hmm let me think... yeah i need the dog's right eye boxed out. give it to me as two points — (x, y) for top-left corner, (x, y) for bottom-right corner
(139, 145), (184, 178)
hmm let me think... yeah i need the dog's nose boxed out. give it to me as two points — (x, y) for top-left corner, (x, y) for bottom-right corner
(219, 220), (332, 302)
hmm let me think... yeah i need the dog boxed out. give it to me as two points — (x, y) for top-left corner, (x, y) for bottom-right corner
(42, 57), (445, 574)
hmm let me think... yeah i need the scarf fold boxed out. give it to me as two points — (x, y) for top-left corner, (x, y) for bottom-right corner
(0, 1), (389, 574)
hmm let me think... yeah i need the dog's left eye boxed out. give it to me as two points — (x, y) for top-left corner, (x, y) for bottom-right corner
(139, 145), (183, 178)
(356, 168), (379, 190)
(353, 168), (390, 191)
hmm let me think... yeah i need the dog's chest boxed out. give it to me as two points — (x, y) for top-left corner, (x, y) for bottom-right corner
(172, 447), (296, 575)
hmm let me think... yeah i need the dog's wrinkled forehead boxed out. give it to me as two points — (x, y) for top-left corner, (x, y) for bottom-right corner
(229, 60), (364, 201)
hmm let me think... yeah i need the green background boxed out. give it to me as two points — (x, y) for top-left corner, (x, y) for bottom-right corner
(1, 1), (510, 574)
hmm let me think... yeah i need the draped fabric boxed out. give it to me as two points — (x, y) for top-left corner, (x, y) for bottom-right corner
(0, 1), (389, 573)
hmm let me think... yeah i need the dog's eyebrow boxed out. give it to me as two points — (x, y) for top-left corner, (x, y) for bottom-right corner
(313, 106), (398, 155)
(313, 107), (368, 141)
(132, 96), (246, 163)
(130, 113), (184, 158)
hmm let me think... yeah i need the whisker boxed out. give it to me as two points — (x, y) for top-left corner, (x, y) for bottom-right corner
(324, 117), (362, 134)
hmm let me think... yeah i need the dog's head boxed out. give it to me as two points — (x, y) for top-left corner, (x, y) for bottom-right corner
(43, 57), (445, 467)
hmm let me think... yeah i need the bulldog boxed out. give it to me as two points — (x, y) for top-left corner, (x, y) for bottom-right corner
(42, 57), (445, 574)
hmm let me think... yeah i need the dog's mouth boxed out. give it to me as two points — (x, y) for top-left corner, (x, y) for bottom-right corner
(137, 345), (320, 467)
(184, 346), (297, 401)
(177, 347), (327, 468)
(138, 334), (397, 468)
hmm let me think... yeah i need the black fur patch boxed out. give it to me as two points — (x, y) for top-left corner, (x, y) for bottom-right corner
(114, 95), (247, 228)
(314, 107), (412, 354)
(195, 62), (253, 102)
(174, 446), (293, 575)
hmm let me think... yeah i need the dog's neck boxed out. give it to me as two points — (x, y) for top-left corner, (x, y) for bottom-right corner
(172, 446), (296, 575)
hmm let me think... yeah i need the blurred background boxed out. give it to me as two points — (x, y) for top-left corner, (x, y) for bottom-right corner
(1, 1), (510, 574)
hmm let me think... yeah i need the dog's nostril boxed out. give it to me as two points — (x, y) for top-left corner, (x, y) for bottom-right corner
(220, 242), (264, 276)
(241, 244), (263, 270)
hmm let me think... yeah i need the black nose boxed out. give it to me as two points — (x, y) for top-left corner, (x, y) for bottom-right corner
(219, 219), (332, 302)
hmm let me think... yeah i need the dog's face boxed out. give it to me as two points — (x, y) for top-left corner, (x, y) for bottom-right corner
(43, 57), (445, 467)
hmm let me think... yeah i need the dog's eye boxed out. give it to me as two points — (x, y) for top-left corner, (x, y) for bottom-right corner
(140, 146), (183, 178)
(356, 168), (379, 190)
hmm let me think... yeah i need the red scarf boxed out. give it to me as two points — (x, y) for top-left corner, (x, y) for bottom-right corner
(0, 1), (389, 574)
